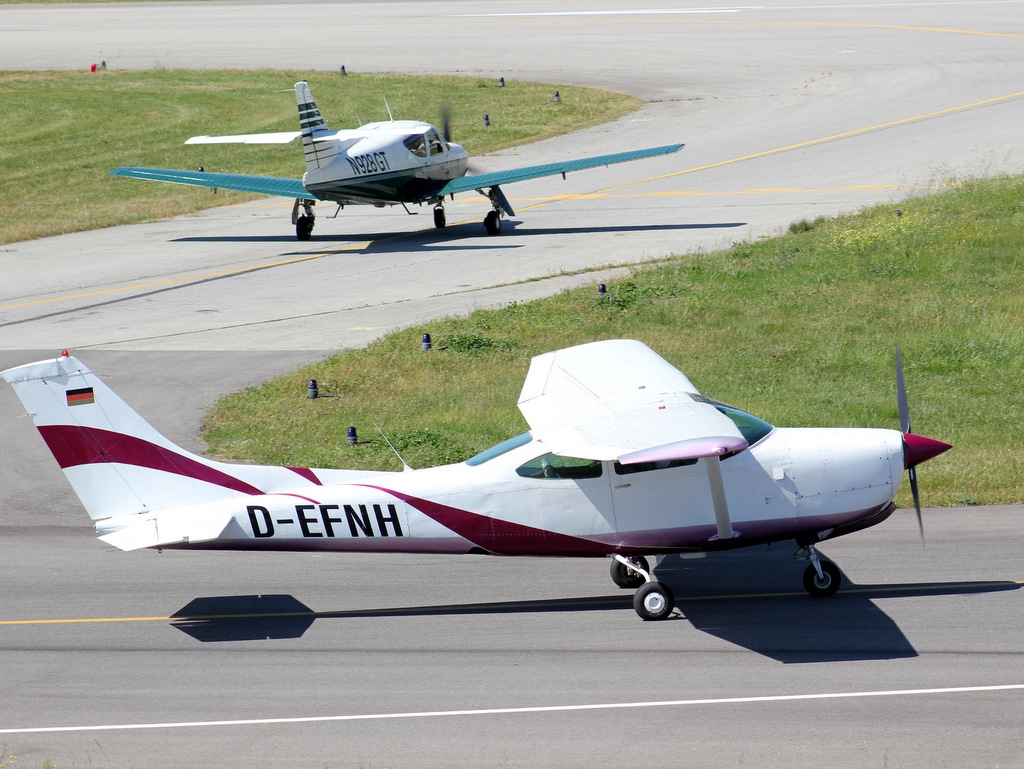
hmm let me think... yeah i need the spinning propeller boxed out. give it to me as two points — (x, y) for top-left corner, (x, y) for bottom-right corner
(440, 103), (453, 144)
(895, 346), (952, 540)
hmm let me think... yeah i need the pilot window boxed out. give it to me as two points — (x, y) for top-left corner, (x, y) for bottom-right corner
(403, 134), (427, 158)
(516, 453), (603, 480)
(613, 457), (698, 475)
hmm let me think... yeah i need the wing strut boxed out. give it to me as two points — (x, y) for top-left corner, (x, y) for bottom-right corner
(705, 456), (734, 540)
(488, 185), (515, 216)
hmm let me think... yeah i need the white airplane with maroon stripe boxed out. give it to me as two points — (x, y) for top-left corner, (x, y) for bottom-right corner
(111, 81), (683, 241)
(1, 340), (949, 620)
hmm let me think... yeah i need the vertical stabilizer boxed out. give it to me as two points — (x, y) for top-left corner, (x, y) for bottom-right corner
(0, 354), (371, 522)
(296, 80), (338, 171)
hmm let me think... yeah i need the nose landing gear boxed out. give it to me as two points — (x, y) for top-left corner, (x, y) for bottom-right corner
(798, 544), (842, 597)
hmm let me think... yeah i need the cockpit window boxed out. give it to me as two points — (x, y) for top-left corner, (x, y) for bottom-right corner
(691, 394), (775, 446)
(403, 134), (427, 158)
(427, 130), (446, 156)
(465, 433), (532, 466)
(516, 453), (603, 480)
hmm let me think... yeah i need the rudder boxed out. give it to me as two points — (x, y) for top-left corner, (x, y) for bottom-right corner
(295, 80), (338, 172)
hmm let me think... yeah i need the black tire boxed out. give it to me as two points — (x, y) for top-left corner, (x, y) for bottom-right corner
(433, 207), (446, 229)
(633, 581), (674, 621)
(610, 556), (649, 589)
(296, 215), (313, 241)
(803, 561), (841, 597)
(484, 210), (501, 235)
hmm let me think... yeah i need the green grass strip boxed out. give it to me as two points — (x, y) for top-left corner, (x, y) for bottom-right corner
(203, 174), (1024, 507)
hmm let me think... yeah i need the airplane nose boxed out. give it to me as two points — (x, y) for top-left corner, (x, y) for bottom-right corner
(903, 432), (952, 468)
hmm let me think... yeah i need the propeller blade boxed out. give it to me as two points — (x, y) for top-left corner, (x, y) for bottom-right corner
(440, 103), (453, 144)
(895, 345), (911, 434)
(894, 346), (952, 546)
(908, 465), (924, 543)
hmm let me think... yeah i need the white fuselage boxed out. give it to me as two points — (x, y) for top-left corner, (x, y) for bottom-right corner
(95, 426), (904, 556)
(301, 121), (469, 205)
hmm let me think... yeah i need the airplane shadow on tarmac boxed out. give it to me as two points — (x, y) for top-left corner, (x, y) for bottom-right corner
(170, 220), (747, 246)
(170, 545), (1019, 663)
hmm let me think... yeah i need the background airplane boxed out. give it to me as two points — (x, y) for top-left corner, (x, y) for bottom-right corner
(1, 340), (950, 621)
(110, 81), (683, 240)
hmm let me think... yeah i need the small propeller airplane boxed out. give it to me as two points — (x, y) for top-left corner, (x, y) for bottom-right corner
(110, 81), (683, 240)
(2, 340), (950, 620)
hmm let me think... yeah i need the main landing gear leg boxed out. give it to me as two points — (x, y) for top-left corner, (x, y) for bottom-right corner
(292, 198), (316, 241)
(799, 544), (841, 597)
(612, 554), (675, 621)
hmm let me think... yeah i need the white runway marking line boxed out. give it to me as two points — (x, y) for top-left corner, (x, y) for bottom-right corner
(2, 684), (1021, 735)
(455, 7), (760, 17)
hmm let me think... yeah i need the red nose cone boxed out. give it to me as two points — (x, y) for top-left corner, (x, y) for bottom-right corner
(903, 432), (952, 468)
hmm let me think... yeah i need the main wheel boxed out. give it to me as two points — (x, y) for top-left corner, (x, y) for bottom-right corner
(296, 215), (314, 241)
(633, 581), (675, 621)
(433, 207), (446, 229)
(610, 556), (649, 589)
(803, 561), (841, 597)
(484, 210), (501, 235)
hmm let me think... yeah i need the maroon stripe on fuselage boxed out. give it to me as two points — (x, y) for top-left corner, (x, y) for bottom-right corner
(287, 467), (322, 485)
(37, 424), (264, 496)
(359, 485), (614, 557)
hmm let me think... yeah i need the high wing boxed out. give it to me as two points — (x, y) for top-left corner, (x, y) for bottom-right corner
(109, 167), (317, 199)
(434, 144), (683, 202)
(517, 339), (747, 463)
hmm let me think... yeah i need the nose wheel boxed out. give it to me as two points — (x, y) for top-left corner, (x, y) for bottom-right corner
(799, 544), (842, 597)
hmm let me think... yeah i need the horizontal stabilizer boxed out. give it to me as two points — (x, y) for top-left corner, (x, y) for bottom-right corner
(110, 167), (317, 200)
(186, 129), (356, 146)
(187, 131), (302, 144)
(98, 510), (235, 551)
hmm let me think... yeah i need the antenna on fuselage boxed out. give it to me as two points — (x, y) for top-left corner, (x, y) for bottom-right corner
(371, 419), (413, 472)
(384, 97), (395, 122)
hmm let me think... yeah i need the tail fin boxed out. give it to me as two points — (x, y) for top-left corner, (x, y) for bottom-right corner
(1, 354), (363, 522)
(296, 80), (339, 172)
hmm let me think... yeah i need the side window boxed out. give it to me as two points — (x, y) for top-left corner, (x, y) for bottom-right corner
(516, 453), (603, 480)
(427, 130), (446, 157)
(403, 134), (427, 158)
(613, 458), (698, 475)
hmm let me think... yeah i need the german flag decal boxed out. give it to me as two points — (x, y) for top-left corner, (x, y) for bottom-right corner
(67, 387), (95, 406)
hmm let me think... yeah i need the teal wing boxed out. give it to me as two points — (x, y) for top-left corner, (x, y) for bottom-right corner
(434, 144), (683, 197)
(110, 167), (319, 200)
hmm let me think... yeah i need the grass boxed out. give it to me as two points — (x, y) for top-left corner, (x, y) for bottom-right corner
(202, 174), (1024, 507)
(0, 70), (640, 243)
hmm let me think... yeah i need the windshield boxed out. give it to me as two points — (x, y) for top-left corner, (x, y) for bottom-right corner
(691, 394), (775, 446)
(465, 433), (532, 466)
